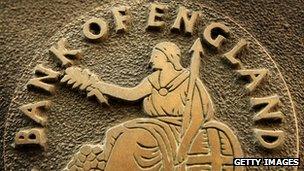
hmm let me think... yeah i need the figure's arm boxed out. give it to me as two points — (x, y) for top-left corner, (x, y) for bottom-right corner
(61, 67), (153, 103)
(96, 78), (152, 101)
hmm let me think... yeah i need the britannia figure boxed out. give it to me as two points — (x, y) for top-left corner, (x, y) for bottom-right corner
(63, 39), (243, 171)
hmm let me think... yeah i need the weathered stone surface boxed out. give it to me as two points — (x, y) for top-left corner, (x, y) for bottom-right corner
(0, 0), (303, 170)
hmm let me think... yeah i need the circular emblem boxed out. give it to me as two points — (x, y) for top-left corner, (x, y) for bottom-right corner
(159, 88), (168, 96)
(3, 1), (299, 170)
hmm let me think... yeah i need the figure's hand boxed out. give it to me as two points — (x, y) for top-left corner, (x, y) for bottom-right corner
(87, 88), (108, 105)
(61, 67), (108, 105)
(87, 77), (109, 105)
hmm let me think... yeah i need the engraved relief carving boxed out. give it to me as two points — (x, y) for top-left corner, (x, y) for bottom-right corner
(111, 6), (130, 33)
(49, 38), (82, 67)
(63, 145), (105, 171)
(62, 40), (243, 171)
(222, 36), (285, 149)
(14, 101), (51, 149)
(171, 6), (200, 34)
(83, 17), (109, 41)
(14, 128), (47, 149)
(203, 22), (230, 49)
(251, 95), (284, 121)
(61, 67), (108, 104)
(147, 3), (167, 30)
(4, 3), (299, 170)
(223, 39), (247, 67)
(19, 101), (50, 126)
(237, 68), (269, 92)
(253, 129), (285, 149)
(27, 64), (61, 94)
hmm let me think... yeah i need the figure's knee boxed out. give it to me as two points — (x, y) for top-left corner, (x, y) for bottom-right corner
(105, 128), (158, 171)
(105, 124), (126, 140)
(105, 125), (157, 146)
(105, 127), (158, 151)
(127, 128), (157, 146)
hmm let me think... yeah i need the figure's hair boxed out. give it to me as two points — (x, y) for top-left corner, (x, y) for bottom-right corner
(153, 42), (183, 71)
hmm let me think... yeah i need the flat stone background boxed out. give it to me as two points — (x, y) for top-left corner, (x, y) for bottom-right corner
(0, 0), (303, 170)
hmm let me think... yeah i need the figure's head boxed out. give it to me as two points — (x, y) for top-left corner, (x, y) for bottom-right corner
(150, 42), (183, 71)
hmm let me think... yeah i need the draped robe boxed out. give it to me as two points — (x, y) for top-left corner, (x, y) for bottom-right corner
(67, 70), (243, 171)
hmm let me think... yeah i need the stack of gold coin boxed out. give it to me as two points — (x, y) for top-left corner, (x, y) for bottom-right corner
(63, 144), (106, 171)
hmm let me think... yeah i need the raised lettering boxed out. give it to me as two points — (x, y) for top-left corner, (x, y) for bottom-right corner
(19, 101), (50, 126)
(83, 17), (109, 41)
(49, 38), (81, 66)
(147, 3), (167, 30)
(237, 68), (269, 91)
(15, 128), (47, 149)
(253, 128), (285, 149)
(112, 6), (130, 33)
(223, 39), (247, 67)
(203, 22), (229, 48)
(27, 64), (60, 94)
(251, 95), (284, 121)
(171, 6), (199, 34)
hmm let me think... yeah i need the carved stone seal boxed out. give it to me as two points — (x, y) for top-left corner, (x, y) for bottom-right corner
(3, 1), (299, 170)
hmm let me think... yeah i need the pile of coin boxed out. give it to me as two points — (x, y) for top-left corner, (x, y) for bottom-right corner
(63, 144), (106, 171)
